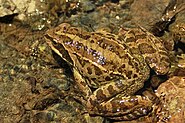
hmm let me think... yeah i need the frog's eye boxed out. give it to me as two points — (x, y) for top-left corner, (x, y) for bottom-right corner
(63, 26), (67, 32)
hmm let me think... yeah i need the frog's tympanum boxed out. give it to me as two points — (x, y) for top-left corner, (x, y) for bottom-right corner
(44, 23), (170, 120)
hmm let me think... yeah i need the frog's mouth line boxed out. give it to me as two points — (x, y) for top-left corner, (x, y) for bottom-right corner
(45, 33), (74, 66)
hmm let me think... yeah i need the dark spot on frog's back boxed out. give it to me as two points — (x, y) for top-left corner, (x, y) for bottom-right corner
(125, 71), (132, 79)
(106, 33), (116, 40)
(128, 58), (134, 66)
(125, 36), (135, 42)
(84, 46), (88, 51)
(138, 43), (156, 54)
(87, 67), (92, 75)
(90, 39), (95, 43)
(135, 33), (146, 39)
(107, 85), (117, 95)
(76, 33), (91, 40)
(96, 89), (106, 101)
(97, 39), (108, 49)
(94, 66), (103, 75)
(133, 74), (138, 78)
(105, 76), (111, 81)
(112, 64), (117, 69)
(117, 64), (126, 73)
(102, 42), (108, 49)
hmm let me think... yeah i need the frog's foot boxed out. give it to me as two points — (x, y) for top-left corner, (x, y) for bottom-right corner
(87, 95), (153, 120)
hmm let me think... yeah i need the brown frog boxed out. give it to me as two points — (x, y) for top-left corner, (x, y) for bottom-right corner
(44, 23), (170, 120)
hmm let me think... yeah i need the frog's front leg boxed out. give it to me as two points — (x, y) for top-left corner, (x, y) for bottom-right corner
(86, 81), (154, 120)
(73, 68), (92, 100)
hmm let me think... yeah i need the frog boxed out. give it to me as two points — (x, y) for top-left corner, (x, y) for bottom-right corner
(44, 23), (170, 120)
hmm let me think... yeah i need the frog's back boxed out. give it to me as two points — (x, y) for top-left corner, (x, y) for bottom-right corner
(46, 23), (150, 86)
(119, 27), (170, 75)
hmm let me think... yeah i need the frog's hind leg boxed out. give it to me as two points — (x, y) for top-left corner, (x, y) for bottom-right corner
(101, 95), (152, 120)
(86, 80), (154, 120)
(87, 94), (153, 120)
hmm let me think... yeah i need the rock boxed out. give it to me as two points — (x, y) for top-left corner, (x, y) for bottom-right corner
(155, 76), (185, 123)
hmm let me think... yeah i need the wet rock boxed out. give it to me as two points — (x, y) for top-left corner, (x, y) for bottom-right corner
(0, 0), (36, 18)
(0, 0), (18, 17)
(156, 76), (185, 123)
(130, 0), (170, 30)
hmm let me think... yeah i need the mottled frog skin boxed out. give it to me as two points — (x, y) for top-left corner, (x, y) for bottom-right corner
(44, 23), (170, 120)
